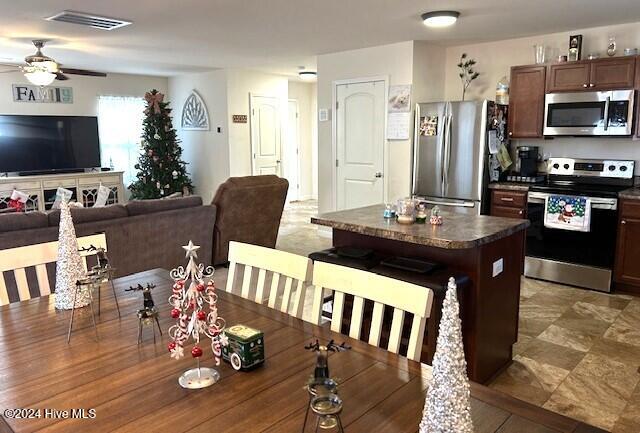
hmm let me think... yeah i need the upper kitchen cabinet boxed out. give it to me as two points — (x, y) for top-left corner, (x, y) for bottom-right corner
(508, 65), (546, 138)
(546, 62), (590, 92)
(547, 57), (636, 92)
(590, 57), (636, 90)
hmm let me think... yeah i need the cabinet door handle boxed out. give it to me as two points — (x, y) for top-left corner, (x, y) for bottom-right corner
(589, 83), (595, 87)
(582, 84), (588, 88)
(500, 197), (514, 202)
(508, 131), (513, 136)
(622, 220), (627, 224)
(518, 210), (524, 215)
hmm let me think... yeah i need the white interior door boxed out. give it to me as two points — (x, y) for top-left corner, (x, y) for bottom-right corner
(336, 80), (385, 210)
(285, 99), (300, 202)
(250, 95), (281, 176)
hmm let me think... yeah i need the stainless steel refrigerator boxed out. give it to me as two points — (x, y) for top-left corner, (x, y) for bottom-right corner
(412, 100), (501, 215)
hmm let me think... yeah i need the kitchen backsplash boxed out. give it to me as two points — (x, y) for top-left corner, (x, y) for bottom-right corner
(513, 137), (640, 174)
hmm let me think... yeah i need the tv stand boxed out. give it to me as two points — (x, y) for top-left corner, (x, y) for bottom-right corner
(0, 171), (125, 212)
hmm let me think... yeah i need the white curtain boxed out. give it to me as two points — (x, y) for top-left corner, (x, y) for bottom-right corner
(97, 96), (145, 187)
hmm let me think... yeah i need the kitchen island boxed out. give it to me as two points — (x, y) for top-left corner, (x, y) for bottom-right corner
(312, 204), (530, 383)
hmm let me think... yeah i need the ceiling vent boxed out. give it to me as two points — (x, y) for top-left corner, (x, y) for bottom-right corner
(46, 11), (132, 30)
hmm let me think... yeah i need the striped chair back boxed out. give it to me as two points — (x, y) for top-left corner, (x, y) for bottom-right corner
(225, 241), (313, 318)
(0, 233), (107, 306)
(310, 261), (434, 362)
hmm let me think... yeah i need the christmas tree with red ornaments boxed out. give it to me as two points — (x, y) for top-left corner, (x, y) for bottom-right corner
(129, 89), (193, 199)
(168, 241), (226, 385)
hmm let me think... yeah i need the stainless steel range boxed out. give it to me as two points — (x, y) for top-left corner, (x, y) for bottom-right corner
(525, 158), (635, 292)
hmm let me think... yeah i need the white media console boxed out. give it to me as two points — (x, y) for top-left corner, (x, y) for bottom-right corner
(0, 171), (126, 212)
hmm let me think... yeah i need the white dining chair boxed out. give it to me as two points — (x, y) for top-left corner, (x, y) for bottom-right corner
(225, 241), (313, 318)
(310, 261), (434, 361)
(0, 233), (108, 306)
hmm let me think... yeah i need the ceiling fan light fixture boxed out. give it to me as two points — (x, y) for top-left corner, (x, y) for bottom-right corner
(24, 69), (56, 86)
(299, 71), (317, 81)
(422, 10), (460, 28)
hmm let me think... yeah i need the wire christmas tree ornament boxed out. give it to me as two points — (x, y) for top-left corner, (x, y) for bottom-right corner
(167, 241), (226, 389)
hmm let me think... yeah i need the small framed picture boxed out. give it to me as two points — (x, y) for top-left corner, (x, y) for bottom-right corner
(568, 34), (583, 61)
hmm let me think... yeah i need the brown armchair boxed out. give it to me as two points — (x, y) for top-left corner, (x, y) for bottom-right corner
(212, 175), (288, 265)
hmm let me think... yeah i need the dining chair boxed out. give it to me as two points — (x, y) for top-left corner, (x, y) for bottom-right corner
(310, 261), (434, 362)
(225, 241), (313, 318)
(0, 233), (108, 306)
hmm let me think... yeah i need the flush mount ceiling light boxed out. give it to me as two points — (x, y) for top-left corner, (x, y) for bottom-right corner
(422, 10), (460, 28)
(299, 71), (317, 81)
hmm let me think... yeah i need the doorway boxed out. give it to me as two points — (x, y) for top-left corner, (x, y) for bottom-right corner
(334, 78), (386, 210)
(250, 94), (281, 176)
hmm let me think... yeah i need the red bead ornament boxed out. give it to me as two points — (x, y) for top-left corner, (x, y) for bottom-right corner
(170, 308), (180, 319)
(196, 283), (205, 292)
(168, 341), (176, 351)
(197, 310), (207, 320)
(191, 346), (203, 358)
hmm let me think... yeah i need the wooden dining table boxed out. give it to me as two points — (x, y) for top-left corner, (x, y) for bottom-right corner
(0, 268), (605, 433)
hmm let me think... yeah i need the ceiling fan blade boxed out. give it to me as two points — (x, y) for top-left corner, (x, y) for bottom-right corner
(55, 72), (69, 81)
(61, 68), (107, 77)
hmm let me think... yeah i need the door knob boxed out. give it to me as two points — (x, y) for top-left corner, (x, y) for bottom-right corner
(589, 83), (595, 87)
(583, 84), (588, 88)
(622, 220), (627, 224)
(375, 172), (383, 178)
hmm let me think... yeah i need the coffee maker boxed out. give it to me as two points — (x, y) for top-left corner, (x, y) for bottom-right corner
(516, 146), (539, 177)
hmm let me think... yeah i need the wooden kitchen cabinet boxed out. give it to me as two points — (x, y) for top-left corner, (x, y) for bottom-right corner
(614, 199), (640, 292)
(508, 66), (546, 138)
(490, 189), (527, 219)
(547, 57), (636, 92)
(590, 57), (636, 90)
(546, 62), (590, 92)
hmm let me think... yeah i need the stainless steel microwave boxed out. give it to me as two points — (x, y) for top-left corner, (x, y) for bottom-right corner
(544, 89), (634, 136)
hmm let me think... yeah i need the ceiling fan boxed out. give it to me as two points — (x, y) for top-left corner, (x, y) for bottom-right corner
(0, 40), (107, 86)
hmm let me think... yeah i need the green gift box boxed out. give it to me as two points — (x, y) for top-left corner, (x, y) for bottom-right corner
(222, 324), (265, 371)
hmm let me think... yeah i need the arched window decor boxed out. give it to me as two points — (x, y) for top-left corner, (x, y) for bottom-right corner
(181, 90), (210, 131)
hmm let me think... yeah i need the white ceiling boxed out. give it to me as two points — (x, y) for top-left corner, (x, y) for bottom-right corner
(1, 0), (640, 78)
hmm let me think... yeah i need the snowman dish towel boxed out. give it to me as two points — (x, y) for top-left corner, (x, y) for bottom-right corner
(544, 195), (591, 232)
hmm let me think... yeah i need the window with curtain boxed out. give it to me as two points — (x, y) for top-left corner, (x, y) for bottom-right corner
(97, 96), (146, 187)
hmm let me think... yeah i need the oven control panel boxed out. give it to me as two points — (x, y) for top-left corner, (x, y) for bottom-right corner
(547, 158), (634, 179)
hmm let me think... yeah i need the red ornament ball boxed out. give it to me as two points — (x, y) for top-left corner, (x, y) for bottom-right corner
(170, 308), (180, 319)
(191, 346), (203, 358)
(167, 341), (176, 352)
(197, 311), (207, 320)
(196, 283), (205, 292)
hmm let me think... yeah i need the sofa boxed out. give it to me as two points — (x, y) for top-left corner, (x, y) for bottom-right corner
(0, 175), (289, 301)
(212, 175), (288, 265)
(0, 196), (215, 281)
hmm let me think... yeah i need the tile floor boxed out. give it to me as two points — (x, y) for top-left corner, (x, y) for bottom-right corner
(273, 200), (640, 432)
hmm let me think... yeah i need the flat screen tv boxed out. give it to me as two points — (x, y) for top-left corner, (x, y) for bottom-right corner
(0, 114), (101, 174)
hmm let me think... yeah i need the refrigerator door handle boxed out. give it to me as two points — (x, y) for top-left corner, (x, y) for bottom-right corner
(418, 198), (476, 208)
(412, 103), (420, 195)
(442, 108), (453, 196)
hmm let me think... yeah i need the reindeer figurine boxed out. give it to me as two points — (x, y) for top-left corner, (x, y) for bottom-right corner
(126, 283), (163, 344)
(78, 244), (120, 318)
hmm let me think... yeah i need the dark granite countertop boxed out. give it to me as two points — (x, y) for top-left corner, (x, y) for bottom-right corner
(619, 187), (640, 200)
(311, 204), (530, 250)
(488, 182), (530, 192)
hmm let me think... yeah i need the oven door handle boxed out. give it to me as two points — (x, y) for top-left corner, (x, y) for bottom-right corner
(604, 96), (611, 131)
(527, 192), (617, 210)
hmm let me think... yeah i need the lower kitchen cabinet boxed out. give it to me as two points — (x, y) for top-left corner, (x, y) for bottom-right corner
(614, 199), (640, 293)
(490, 189), (528, 219)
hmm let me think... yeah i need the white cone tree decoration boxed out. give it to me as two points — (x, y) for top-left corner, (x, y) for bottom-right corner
(55, 200), (89, 310)
(419, 277), (473, 433)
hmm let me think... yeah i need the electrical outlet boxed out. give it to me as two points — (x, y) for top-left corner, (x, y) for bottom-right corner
(492, 258), (503, 277)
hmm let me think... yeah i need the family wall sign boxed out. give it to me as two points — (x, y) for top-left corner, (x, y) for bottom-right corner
(12, 84), (73, 104)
